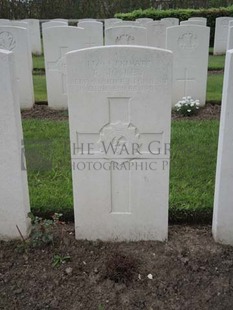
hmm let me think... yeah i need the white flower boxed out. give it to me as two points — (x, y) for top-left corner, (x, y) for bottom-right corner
(187, 109), (191, 112)
(147, 274), (153, 280)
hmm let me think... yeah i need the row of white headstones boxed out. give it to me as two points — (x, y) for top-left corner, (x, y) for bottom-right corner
(0, 41), (233, 245)
(0, 16), (233, 110)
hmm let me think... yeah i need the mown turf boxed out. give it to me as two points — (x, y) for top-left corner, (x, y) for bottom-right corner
(33, 55), (45, 70)
(208, 54), (225, 70)
(23, 120), (72, 215)
(22, 119), (219, 220)
(33, 75), (47, 102)
(206, 73), (224, 102)
(170, 120), (219, 217)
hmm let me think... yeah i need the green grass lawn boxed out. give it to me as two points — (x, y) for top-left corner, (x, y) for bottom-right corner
(170, 120), (218, 216)
(33, 75), (47, 101)
(206, 73), (223, 102)
(208, 54), (225, 70)
(22, 119), (219, 220)
(33, 55), (45, 70)
(23, 120), (73, 215)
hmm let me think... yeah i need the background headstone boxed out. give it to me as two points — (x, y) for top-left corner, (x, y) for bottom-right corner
(166, 25), (210, 107)
(161, 18), (179, 27)
(0, 49), (31, 240)
(110, 21), (141, 27)
(42, 21), (68, 35)
(105, 18), (122, 29)
(0, 26), (34, 109)
(23, 19), (42, 55)
(180, 20), (206, 26)
(227, 26), (233, 50)
(214, 17), (233, 55)
(53, 18), (68, 22)
(213, 49), (233, 246)
(105, 26), (147, 46)
(0, 19), (10, 24)
(136, 18), (153, 25)
(146, 21), (166, 48)
(188, 17), (207, 25)
(43, 26), (103, 109)
(78, 21), (103, 46)
(67, 46), (172, 241)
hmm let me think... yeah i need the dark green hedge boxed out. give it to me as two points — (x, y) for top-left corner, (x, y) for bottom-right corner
(115, 6), (233, 46)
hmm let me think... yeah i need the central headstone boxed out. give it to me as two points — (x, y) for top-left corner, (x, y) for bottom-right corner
(67, 46), (172, 241)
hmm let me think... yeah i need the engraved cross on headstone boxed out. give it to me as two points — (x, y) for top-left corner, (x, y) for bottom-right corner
(47, 47), (68, 94)
(76, 97), (164, 214)
(177, 67), (195, 97)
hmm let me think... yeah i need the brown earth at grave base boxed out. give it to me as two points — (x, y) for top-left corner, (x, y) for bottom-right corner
(21, 103), (221, 121)
(1, 225), (233, 310)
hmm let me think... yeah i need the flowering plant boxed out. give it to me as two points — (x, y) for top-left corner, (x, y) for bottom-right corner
(175, 96), (200, 117)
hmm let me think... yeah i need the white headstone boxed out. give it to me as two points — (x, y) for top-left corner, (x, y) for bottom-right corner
(10, 21), (29, 29)
(105, 18), (122, 29)
(213, 49), (233, 246)
(78, 21), (103, 46)
(136, 18), (153, 25)
(3, 21), (33, 59)
(180, 20), (206, 26)
(166, 25), (210, 107)
(79, 18), (96, 22)
(42, 21), (68, 34)
(67, 45), (172, 241)
(227, 26), (233, 50)
(53, 19), (68, 22)
(189, 17), (207, 25)
(214, 17), (233, 55)
(0, 19), (10, 24)
(10, 21), (33, 70)
(146, 21), (166, 48)
(0, 26), (34, 109)
(111, 21), (141, 27)
(23, 19), (42, 55)
(105, 26), (147, 46)
(161, 18), (179, 27)
(43, 26), (103, 110)
(0, 49), (31, 240)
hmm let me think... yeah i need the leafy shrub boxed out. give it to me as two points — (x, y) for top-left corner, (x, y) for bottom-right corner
(115, 6), (233, 46)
